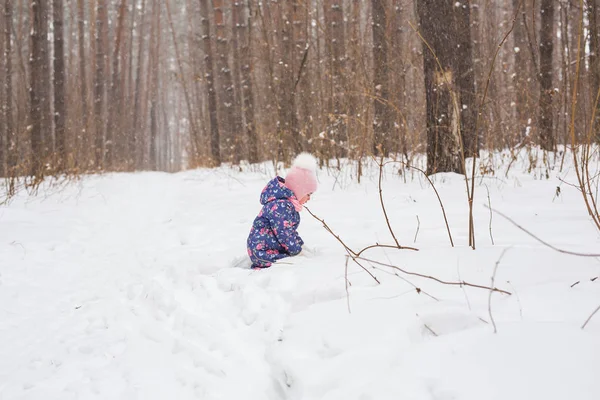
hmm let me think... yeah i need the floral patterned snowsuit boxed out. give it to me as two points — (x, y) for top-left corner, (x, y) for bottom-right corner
(247, 177), (303, 268)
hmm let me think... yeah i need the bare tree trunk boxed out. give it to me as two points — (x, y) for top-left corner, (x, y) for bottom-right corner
(4, 0), (14, 175)
(230, 0), (244, 163)
(261, 0), (285, 161)
(187, 0), (206, 159)
(149, 0), (160, 170)
(372, 0), (390, 156)
(292, 1), (310, 152)
(589, 0), (600, 140)
(166, 0), (200, 164)
(539, 0), (555, 150)
(239, 0), (258, 163)
(390, 0), (407, 157)
(15, 0), (28, 168)
(347, 0), (364, 161)
(124, 0), (136, 170)
(107, 0), (127, 168)
(30, 0), (51, 176)
(53, 0), (66, 170)
(453, 0), (477, 156)
(512, 0), (531, 141)
(132, 0), (147, 169)
(417, 0), (465, 175)
(77, 0), (88, 168)
(41, 0), (52, 161)
(213, 0), (235, 162)
(94, 0), (107, 168)
(278, 0), (300, 160)
(200, 0), (220, 165)
(325, 0), (346, 157)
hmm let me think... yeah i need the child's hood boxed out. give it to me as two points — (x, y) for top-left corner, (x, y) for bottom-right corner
(260, 177), (296, 205)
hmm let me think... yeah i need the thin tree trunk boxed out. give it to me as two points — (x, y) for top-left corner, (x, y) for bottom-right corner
(259, 0), (281, 161)
(230, 0), (244, 162)
(149, 0), (160, 170)
(372, 0), (390, 156)
(453, 0), (477, 157)
(107, 0), (127, 168)
(77, 0), (88, 168)
(277, 0), (299, 161)
(294, 0), (310, 153)
(41, 0), (52, 161)
(200, 0), (220, 165)
(589, 0), (599, 140)
(326, 0), (346, 158)
(512, 0), (530, 141)
(54, 0), (67, 169)
(15, 0), (28, 167)
(94, 0), (107, 168)
(239, 0), (257, 163)
(166, 0), (200, 162)
(132, 0), (147, 169)
(125, 0), (136, 170)
(5, 0), (14, 175)
(539, 0), (555, 150)
(213, 0), (235, 163)
(30, 0), (51, 176)
(390, 0), (407, 157)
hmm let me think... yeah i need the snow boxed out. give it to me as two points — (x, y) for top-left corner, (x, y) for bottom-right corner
(1, 151), (599, 400)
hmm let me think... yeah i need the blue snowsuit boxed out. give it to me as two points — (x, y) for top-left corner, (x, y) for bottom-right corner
(247, 177), (304, 268)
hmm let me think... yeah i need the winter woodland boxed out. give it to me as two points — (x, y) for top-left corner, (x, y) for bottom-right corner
(0, 1), (599, 399)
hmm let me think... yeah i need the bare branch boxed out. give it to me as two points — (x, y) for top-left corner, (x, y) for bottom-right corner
(484, 184), (495, 245)
(377, 156), (401, 248)
(581, 303), (600, 330)
(485, 205), (600, 257)
(414, 215), (421, 244)
(384, 160), (454, 247)
(356, 256), (512, 295)
(489, 248), (509, 334)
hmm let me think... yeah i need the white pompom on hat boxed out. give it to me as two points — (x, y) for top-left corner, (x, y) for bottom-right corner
(284, 152), (318, 201)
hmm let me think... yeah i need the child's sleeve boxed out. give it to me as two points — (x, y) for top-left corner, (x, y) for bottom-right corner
(267, 201), (303, 255)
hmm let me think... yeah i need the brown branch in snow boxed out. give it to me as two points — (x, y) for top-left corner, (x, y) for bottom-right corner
(304, 206), (357, 256)
(355, 256), (512, 295)
(423, 323), (438, 337)
(484, 184), (495, 245)
(377, 156), (401, 248)
(414, 215), (421, 243)
(485, 205), (600, 257)
(489, 248), (509, 334)
(305, 206), (381, 285)
(581, 303), (600, 330)
(355, 243), (418, 257)
(383, 160), (454, 247)
(344, 255), (351, 313)
(370, 265), (440, 302)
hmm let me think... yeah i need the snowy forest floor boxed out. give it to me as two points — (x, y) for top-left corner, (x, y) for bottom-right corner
(1, 151), (600, 400)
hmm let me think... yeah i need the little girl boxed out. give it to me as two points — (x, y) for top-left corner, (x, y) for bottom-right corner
(247, 153), (318, 269)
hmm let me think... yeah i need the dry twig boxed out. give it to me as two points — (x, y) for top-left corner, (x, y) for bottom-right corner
(581, 303), (600, 330)
(485, 205), (600, 257)
(414, 215), (421, 243)
(356, 256), (512, 295)
(489, 249), (509, 333)
(384, 160), (454, 247)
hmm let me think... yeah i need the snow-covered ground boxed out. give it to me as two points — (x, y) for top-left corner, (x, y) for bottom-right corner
(1, 152), (599, 400)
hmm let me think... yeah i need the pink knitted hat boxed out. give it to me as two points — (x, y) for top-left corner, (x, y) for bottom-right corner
(285, 153), (318, 201)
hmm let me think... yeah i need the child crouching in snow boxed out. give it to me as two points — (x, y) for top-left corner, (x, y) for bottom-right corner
(247, 153), (318, 269)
